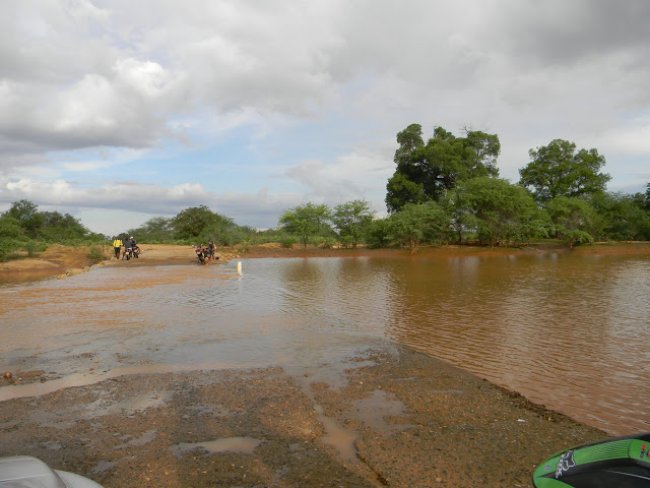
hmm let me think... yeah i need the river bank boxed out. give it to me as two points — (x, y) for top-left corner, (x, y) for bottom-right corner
(0, 345), (605, 487)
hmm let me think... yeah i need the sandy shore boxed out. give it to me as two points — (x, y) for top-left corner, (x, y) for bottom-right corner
(3, 242), (644, 486)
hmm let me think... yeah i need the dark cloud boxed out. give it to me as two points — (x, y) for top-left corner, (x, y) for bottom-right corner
(489, 0), (650, 66)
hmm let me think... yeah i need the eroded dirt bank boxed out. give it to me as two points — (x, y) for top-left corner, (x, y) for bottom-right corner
(0, 347), (604, 487)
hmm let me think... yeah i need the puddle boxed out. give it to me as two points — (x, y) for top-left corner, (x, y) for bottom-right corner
(115, 430), (157, 449)
(0, 363), (248, 402)
(314, 404), (358, 463)
(354, 390), (409, 434)
(92, 460), (116, 474)
(171, 437), (262, 458)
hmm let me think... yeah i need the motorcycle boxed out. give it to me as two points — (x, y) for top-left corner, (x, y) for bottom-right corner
(123, 247), (133, 261)
(194, 246), (208, 265)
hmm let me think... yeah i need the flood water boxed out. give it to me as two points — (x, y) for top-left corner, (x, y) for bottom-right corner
(0, 250), (648, 436)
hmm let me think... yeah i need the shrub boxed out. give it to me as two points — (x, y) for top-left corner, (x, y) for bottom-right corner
(279, 236), (297, 248)
(88, 246), (106, 263)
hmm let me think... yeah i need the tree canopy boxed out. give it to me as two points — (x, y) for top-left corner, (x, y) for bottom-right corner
(2, 200), (93, 241)
(279, 203), (332, 247)
(519, 139), (611, 202)
(386, 124), (500, 212)
(451, 177), (546, 246)
(331, 200), (374, 248)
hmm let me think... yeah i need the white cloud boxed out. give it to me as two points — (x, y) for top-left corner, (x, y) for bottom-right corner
(1, 0), (649, 228)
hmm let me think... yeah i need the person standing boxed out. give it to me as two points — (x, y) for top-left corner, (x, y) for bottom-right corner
(112, 237), (123, 259)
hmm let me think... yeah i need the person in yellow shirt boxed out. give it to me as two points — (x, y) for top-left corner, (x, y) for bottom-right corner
(112, 237), (123, 259)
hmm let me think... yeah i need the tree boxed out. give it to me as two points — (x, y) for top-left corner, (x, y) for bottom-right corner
(279, 203), (332, 247)
(590, 192), (650, 241)
(385, 172), (427, 213)
(365, 218), (392, 249)
(386, 124), (500, 212)
(453, 177), (547, 246)
(5, 200), (43, 238)
(331, 200), (374, 248)
(393, 123), (425, 167)
(519, 139), (611, 202)
(38, 211), (90, 241)
(172, 205), (233, 240)
(545, 196), (603, 245)
(387, 201), (449, 251)
(128, 217), (174, 242)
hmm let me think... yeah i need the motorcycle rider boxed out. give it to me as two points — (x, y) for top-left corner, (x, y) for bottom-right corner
(128, 236), (140, 258)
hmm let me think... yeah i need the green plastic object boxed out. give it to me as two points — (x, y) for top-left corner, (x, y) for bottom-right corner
(532, 433), (650, 487)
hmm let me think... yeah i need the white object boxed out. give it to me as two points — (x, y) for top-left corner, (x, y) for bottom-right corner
(237, 261), (242, 274)
(0, 456), (103, 488)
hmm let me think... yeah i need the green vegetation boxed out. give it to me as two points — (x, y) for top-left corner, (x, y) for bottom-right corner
(2, 125), (649, 256)
(519, 139), (610, 202)
(386, 124), (500, 212)
(378, 124), (650, 248)
(0, 200), (105, 262)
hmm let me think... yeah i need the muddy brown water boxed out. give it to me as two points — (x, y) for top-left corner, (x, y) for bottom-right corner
(0, 250), (648, 437)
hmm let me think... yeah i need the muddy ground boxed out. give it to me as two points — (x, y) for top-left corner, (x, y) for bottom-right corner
(2, 242), (641, 486)
(0, 347), (604, 487)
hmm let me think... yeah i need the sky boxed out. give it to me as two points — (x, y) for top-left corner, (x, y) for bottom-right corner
(1, 0), (649, 236)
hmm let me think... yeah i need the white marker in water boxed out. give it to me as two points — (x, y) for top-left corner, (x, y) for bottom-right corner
(237, 261), (242, 275)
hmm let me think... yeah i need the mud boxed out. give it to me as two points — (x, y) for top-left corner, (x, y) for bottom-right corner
(0, 347), (605, 487)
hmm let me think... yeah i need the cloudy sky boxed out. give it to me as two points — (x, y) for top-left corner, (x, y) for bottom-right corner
(1, 0), (649, 236)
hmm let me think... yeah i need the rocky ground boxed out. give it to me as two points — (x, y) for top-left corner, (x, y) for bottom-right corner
(0, 347), (604, 487)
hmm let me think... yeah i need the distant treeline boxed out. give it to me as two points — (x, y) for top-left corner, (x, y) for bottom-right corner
(2, 123), (649, 261)
(125, 124), (649, 250)
(0, 200), (105, 261)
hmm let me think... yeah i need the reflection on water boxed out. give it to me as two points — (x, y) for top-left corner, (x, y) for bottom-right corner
(0, 252), (648, 436)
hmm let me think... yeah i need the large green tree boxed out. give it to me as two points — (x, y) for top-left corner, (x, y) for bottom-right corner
(452, 177), (547, 246)
(386, 124), (500, 212)
(386, 201), (449, 251)
(545, 196), (603, 245)
(331, 200), (373, 248)
(172, 205), (233, 240)
(279, 203), (332, 247)
(519, 139), (611, 202)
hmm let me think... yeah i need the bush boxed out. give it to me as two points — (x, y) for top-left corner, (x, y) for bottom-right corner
(565, 230), (594, 247)
(0, 239), (27, 262)
(365, 219), (392, 249)
(279, 236), (297, 248)
(88, 246), (106, 263)
(316, 236), (337, 249)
